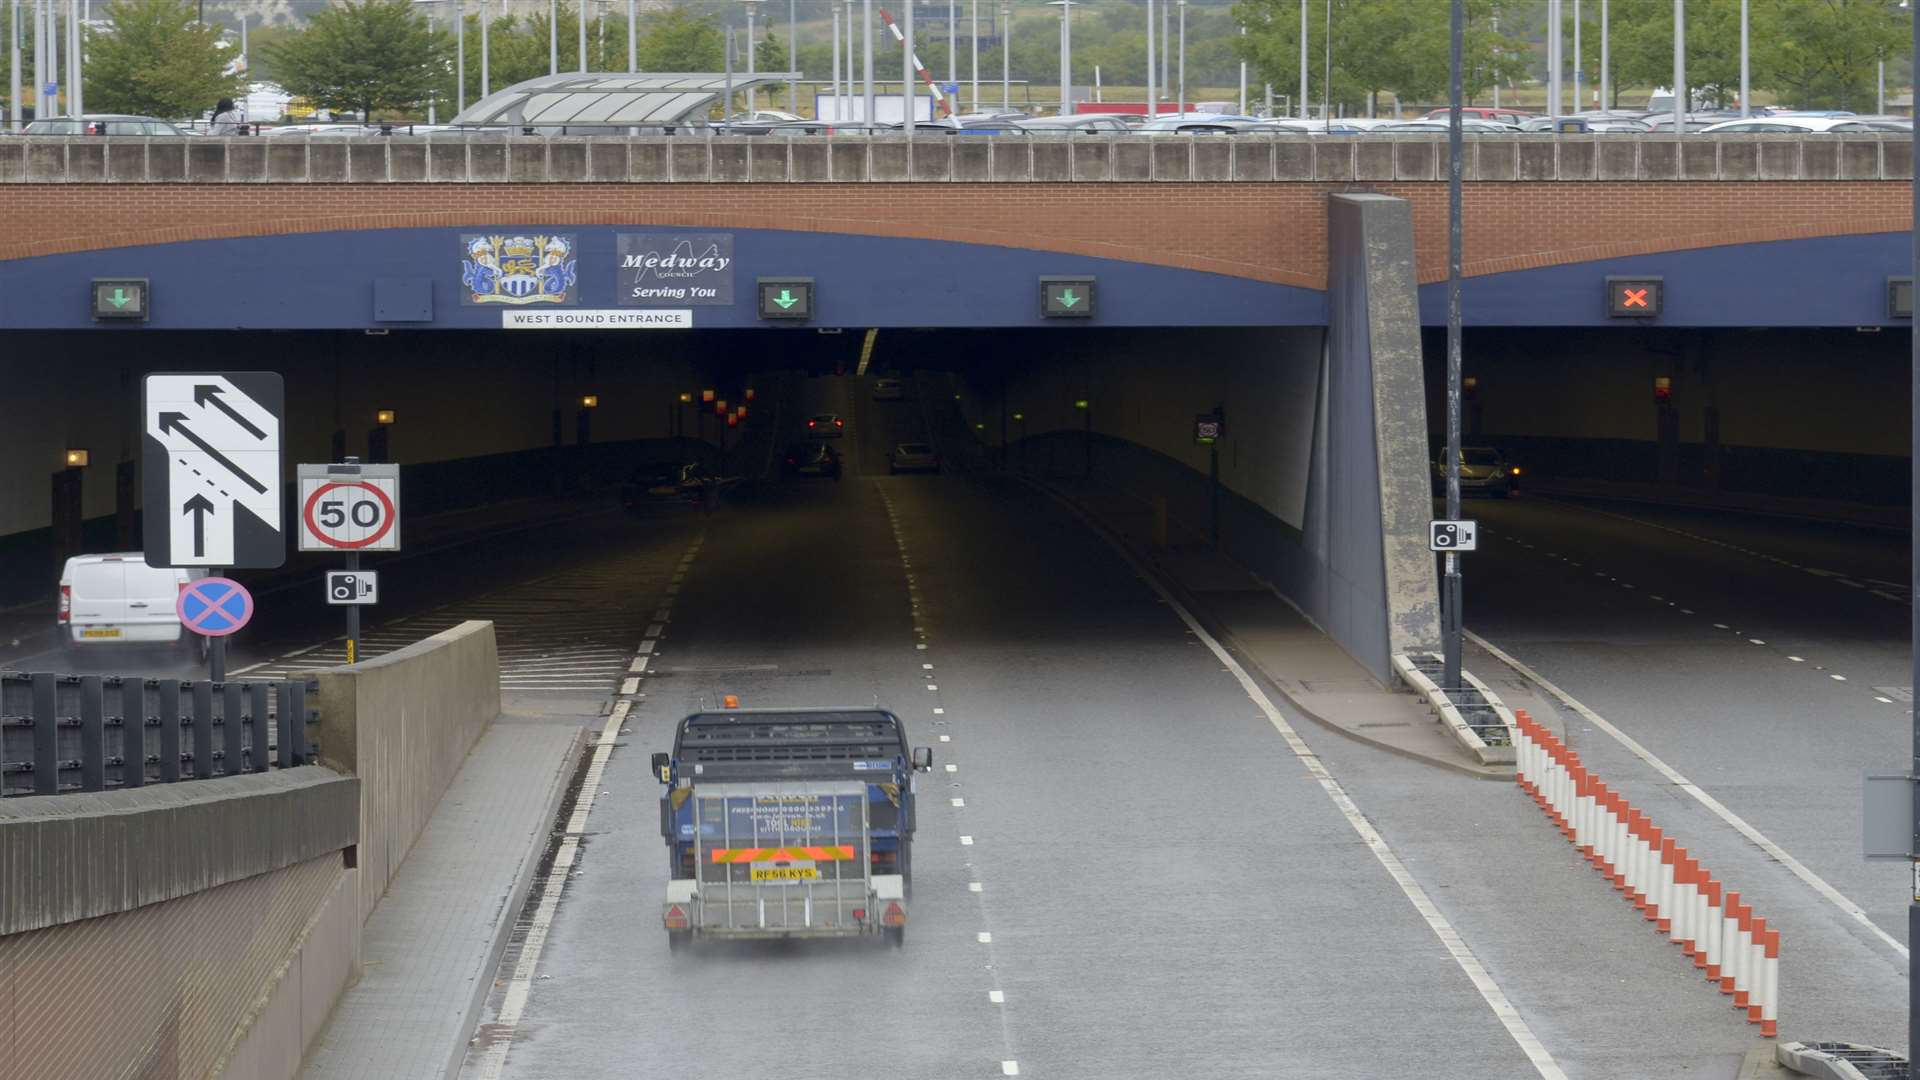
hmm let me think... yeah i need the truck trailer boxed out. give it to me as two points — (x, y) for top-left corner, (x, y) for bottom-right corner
(653, 705), (933, 949)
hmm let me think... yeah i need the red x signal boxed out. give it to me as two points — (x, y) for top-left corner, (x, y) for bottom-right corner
(1621, 288), (1649, 308)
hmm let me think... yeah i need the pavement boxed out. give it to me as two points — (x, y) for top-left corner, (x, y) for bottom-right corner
(299, 713), (587, 1080)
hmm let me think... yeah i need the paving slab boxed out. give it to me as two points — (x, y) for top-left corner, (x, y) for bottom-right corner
(300, 714), (586, 1080)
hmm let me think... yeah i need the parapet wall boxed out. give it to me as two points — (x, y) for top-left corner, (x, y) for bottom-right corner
(0, 768), (360, 1080)
(312, 619), (501, 922)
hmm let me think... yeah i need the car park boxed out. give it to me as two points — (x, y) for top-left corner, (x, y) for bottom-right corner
(806, 413), (846, 437)
(888, 443), (940, 474)
(59, 554), (208, 659)
(783, 442), (842, 479)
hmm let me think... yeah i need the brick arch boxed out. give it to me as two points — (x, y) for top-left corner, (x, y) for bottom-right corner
(0, 184), (1328, 289)
(0, 181), (1908, 292)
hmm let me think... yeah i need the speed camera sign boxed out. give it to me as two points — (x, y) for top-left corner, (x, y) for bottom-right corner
(1429, 519), (1478, 552)
(298, 464), (401, 552)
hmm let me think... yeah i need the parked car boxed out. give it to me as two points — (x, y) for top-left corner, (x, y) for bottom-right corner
(783, 442), (842, 479)
(1432, 447), (1519, 498)
(888, 443), (940, 475)
(24, 114), (185, 136)
(59, 554), (208, 659)
(1012, 115), (1132, 135)
(1373, 119), (1524, 133)
(806, 413), (846, 438)
(1697, 116), (1882, 134)
(1423, 106), (1534, 123)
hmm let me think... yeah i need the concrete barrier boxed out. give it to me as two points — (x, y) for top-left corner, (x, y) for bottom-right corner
(311, 619), (500, 922)
(0, 768), (361, 1080)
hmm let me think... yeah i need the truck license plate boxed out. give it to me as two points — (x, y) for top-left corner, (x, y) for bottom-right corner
(751, 867), (819, 882)
(80, 628), (121, 639)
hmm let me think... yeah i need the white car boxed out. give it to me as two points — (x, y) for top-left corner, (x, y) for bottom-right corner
(1697, 116), (1882, 134)
(59, 554), (208, 658)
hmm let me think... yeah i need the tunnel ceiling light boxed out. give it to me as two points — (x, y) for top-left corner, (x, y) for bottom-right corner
(679, 392), (693, 403)
(702, 389), (716, 402)
(581, 395), (600, 409)
(744, 388), (756, 401)
(375, 409), (397, 425)
(1012, 412), (1025, 421)
(64, 449), (90, 468)
(1074, 399), (1090, 410)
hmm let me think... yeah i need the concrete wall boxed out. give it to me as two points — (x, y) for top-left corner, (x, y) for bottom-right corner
(951, 196), (1442, 681)
(0, 768), (360, 1080)
(311, 620), (500, 922)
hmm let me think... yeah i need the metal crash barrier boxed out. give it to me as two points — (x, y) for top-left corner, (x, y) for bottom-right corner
(0, 672), (319, 797)
(1513, 709), (1781, 1037)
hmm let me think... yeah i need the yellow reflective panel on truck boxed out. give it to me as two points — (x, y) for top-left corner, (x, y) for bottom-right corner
(709, 845), (856, 863)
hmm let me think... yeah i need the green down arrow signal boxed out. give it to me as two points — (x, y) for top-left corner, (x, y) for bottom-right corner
(108, 288), (132, 309)
(772, 289), (799, 309)
(1057, 289), (1081, 309)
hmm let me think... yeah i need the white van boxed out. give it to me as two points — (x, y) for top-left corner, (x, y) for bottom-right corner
(59, 554), (208, 658)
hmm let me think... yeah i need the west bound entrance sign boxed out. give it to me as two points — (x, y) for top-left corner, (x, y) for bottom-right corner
(618, 234), (734, 306)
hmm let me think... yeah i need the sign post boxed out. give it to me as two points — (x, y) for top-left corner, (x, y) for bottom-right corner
(142, 372), (286, 681)
(298, 459), (401, 665)
(176, 577), (254, 682)
(1194, 407), (1225, 547)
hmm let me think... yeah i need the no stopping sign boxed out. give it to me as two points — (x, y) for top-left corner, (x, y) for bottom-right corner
(298, 466), (401, 551)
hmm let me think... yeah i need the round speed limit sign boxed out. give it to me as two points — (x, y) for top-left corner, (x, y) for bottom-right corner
(298, 470), (401, 552)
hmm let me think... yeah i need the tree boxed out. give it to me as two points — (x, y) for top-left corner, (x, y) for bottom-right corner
(1755, 0), (1909, 110)
(266, 0), (446, 121)
(84, 0), (242, 120)
(1234, 0), (1527, 115)
(637, 8), (726, 72)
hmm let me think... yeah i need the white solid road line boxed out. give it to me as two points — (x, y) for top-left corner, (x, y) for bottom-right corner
(1468, 629), (1910, 962)
(472, 699), (628, 1080)
(1084, 526), (1567, 1077)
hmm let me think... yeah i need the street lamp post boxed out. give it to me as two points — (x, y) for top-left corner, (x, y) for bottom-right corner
(789, 0), (797, 115)
(832, 4), (841, 116)
(1574, 0), (1582, 110)
(1000, 3), (1009, 110)
(743, 0), (761, 115)
(1145, 0), (1155, 118)
(970, 0), (978, 114)
(481, 0), (490, 97)
(577, 0), (587, 71)
(1177, 0), (1185, 116)
(1547, 0), (1560, 119)
(456, 0), (466, 114)
(1600, 0), (1608, 111)
(1739, 0), (1749, 117)
(1444, 0), (1464, 690)
(863, 0), (875, 124)
(1298, 0), (1307, 119)
(549, 0), (557, 75)
(903, 0), (915, 125)
(9, 0), (21, 131)
(1047, 0), (1071, 116)
(629, 0), (637, 72)
(1672, 0), (1684, 137)
(1238, 24), (1246, 116)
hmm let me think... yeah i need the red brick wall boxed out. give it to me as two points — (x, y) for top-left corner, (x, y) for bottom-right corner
(0, 182), (1905, 287)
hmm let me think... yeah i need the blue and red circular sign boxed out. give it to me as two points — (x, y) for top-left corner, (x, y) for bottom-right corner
(176, 577), (254, 637)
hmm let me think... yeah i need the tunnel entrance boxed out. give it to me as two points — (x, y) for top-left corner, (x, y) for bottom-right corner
(1423, 326), (1912, 511)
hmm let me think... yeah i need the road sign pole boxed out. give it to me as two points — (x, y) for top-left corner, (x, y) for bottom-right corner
(1209, 441), (1220, 548)
(209, 569), (226, 682)
(345, 551), (361, 665)
(1908, 6), (1918, 1074)
(1442, 0), (1465, 692)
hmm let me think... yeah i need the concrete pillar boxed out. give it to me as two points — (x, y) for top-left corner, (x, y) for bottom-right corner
(1313, 194), (1442, 678)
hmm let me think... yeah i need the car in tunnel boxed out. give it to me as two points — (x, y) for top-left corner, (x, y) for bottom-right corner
(783, 442), (842, 480)
(806, 413), (846, 438)
(871, 377), (905, 401)
(1432, 447), (1519, 498)
(888, 443), (940, 475)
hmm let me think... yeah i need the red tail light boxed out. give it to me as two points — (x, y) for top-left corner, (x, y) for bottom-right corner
(834, 418), (844, 427)
(882, 901), (906, 927)
(58, 585), (71, 622)
(807, 419), (816, 428)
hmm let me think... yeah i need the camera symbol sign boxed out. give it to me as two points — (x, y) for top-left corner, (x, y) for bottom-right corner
(298, 465), (401, 552)
(326, 571), (379, 606)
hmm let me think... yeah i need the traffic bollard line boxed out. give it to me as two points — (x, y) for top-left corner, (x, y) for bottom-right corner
(1513, 709), (1780, 1039)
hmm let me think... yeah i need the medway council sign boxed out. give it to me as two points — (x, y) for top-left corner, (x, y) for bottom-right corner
(617, 233), (735, 306)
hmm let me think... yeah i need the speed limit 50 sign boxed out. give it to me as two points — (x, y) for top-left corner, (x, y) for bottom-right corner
(297, 463), (401, 552)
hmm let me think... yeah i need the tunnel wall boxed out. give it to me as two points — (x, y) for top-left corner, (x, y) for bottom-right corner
(962, 197), (1440, 680)
(312, 619), (501, 923)
(1434, 326), (1911, 504)
(0, 768), (361, 1080)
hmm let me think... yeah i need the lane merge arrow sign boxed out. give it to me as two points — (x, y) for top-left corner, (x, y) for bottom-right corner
(143, 373), (285, 569)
